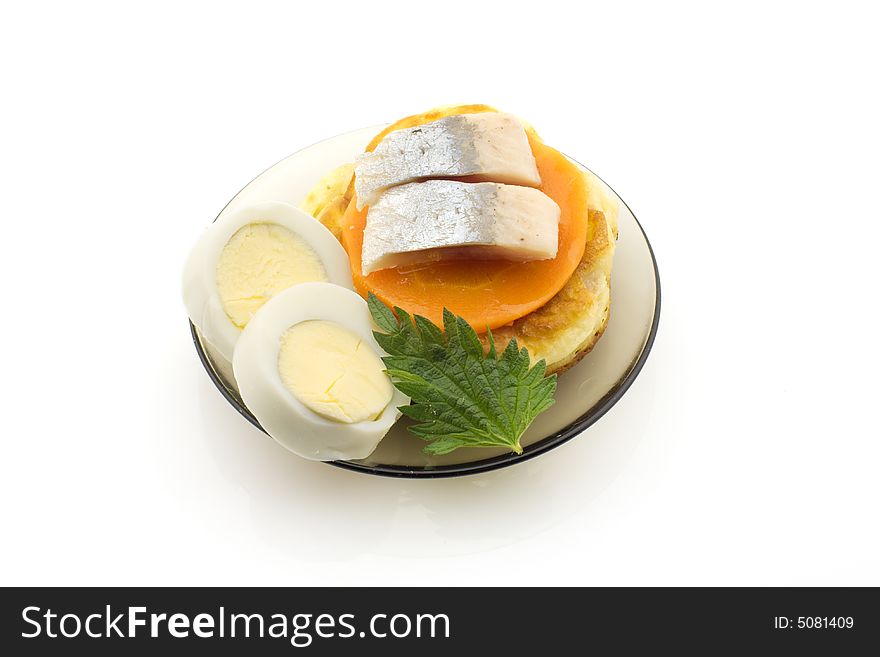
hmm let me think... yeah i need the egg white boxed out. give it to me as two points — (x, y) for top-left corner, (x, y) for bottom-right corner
(182, 201), (353, 362)
(232, 282), (409, 461)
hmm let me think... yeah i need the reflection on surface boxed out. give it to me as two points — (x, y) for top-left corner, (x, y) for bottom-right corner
(197, 362), (656, 559)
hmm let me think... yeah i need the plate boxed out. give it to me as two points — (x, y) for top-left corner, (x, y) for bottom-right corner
(191, 126), (660, 478)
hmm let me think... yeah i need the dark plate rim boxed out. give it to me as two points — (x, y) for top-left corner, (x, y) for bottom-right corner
(190, 165), (661, 479)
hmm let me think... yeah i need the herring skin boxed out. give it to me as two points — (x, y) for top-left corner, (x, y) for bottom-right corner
(354, 113), (541, 209)
(361, 180), (560, 275)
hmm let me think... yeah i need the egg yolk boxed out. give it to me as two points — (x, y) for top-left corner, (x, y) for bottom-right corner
(278, 320), (393, 424)
(216, 222), (327, 328)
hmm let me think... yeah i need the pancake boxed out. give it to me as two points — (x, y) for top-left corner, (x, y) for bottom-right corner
(298, 123), (617, 376)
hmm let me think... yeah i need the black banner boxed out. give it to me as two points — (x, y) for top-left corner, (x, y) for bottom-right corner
(1, 587), (876, 654)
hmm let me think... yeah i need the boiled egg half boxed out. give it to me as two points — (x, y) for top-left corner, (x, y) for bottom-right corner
(232, 282), (409, 461)
(183, 201), (353, 361)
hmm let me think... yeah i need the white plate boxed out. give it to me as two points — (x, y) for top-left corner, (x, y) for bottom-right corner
(191, 126), (660, 477)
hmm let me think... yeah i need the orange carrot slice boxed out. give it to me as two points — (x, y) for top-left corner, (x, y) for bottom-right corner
(342, 107), (588, 333)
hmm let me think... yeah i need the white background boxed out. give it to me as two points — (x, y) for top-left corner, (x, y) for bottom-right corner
(2, 1), (878, 586)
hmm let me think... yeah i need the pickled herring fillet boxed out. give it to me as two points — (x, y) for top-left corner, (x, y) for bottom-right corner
(354, 113), (541, 209)
(361, 181), (560, 275)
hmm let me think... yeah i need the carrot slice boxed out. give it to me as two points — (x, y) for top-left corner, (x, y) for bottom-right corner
(342, 108), (588, 333)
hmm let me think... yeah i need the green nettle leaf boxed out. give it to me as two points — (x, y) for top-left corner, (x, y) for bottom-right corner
(367, 293), (557, 455)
